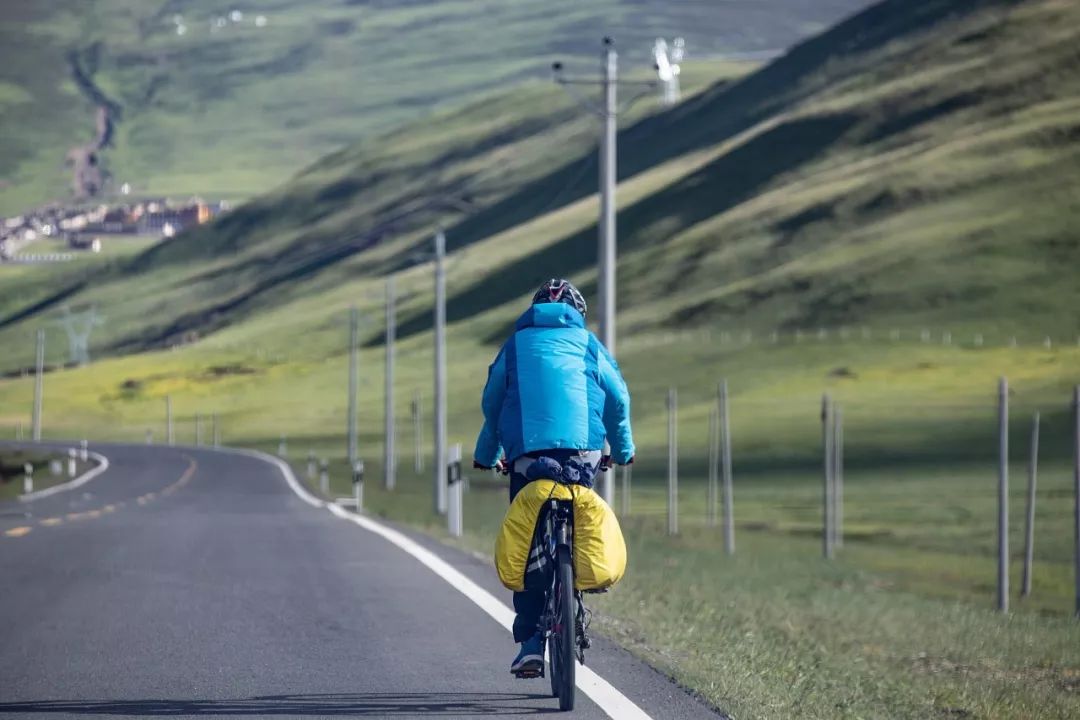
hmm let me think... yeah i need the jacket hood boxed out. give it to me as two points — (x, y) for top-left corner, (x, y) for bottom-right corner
(515, 303), (586, 331)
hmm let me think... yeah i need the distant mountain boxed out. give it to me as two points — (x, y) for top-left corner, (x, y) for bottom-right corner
(0, 0), (872, 215)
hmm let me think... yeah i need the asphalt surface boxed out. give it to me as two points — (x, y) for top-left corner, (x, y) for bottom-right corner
(0, 443), (722, 719)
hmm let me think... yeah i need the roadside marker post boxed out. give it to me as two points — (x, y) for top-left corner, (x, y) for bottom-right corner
(997, 377), (1010, 613)
(448, 443), (464, 538)
(145, 429), (153, 445)
(80, 439), (88, 462)
(353, 460), (365, 513)
(278, 435), (287, 457)
(667, 388), (678, 536)
(67, 448), (77, 477)
(307, 452), (316, 481)
(195, 414), (203, 446)
(320, 459), (329, 496)
(23, 463), (33, 494)
(1022, 412), (1040, 598)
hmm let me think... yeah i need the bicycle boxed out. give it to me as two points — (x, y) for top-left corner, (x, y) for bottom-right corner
(485, 455), (616, 711)
(536, 492), (592, 711)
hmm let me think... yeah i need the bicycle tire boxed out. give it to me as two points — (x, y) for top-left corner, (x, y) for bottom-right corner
(554, 544), (576, 711)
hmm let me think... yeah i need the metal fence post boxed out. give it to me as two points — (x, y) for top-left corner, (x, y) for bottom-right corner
(1022, 412), (1040, 598)
(822, 394), (835, 560)
(412, 391), (423, 474)
(1073, 385), (1079, 618)
(707, 405), (718, 527)
(667, 387), (678, 536)
(385, 276), (397, 491)
(997, 377), (1009, 613)
(834, 405), (844, 549)
(720, 379), (734, 555)
(347, 307), (359, 467)
(32, 329), (44, 441)
(166, 395), (173, 445)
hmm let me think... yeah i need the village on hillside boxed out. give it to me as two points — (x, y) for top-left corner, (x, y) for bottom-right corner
(0, 198), (229, 261)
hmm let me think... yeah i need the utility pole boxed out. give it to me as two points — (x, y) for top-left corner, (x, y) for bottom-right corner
(598, 40), (617, 354)
(32, 329), (45, 441)
(384, 275), (397, 490)
(434, 231), (448, 515)
(347, 306), (359, 468)
(552, 37), (660, 358)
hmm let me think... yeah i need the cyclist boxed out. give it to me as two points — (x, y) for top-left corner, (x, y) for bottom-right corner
(473, 278), (635, 676)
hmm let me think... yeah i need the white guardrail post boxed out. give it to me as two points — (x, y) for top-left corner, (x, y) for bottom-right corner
(448, 443), (463, 538)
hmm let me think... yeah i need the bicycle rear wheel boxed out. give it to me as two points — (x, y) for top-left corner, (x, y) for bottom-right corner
(550, 544), (575, 711)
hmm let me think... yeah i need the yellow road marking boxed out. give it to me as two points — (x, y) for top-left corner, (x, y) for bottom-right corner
(4, 526), (32, 538)
(39, 517), (63, 527)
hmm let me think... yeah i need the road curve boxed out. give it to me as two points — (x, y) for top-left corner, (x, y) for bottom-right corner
(0, 443), (722, 719)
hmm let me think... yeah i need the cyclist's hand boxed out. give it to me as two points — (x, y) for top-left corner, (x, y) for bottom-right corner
(599, 455), (612, 471)
(473, 459), (510, 475)
(622, 456), (635, 466)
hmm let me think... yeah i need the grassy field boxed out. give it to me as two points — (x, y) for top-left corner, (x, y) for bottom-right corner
(1, 0), (1079, 716)
(0, 0), (869, 215)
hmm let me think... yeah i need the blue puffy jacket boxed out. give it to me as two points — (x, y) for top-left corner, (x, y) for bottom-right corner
(473, 303), (635, 466)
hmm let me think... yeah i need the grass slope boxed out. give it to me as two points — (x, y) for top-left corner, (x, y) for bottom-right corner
(0, 0), (869, 214)
(1, 0), (1080, 717)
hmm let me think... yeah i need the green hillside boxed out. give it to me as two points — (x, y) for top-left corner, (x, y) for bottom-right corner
(2, 1), (1080, 716)
(0, 0), (868, 215)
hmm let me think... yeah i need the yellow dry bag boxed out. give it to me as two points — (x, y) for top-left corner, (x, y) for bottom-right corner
(495, 479), (627, 592)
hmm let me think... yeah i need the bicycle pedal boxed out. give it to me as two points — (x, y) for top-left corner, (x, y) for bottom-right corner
(581, 634), (592, 650)
(513, 667), (543, 679)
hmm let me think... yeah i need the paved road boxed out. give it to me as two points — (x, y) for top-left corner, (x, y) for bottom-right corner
(0, 443), (721, 719)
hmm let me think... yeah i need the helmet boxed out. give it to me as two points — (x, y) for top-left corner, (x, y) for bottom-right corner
(532, 278), (587, 317)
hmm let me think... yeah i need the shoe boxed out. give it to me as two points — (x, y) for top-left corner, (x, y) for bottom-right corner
(510, 634), (544, 676)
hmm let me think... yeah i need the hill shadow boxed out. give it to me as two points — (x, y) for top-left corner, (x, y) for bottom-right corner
(0, 692), (559, 716)
(391, 112), (858, 344)
(440, 0), (996, 258)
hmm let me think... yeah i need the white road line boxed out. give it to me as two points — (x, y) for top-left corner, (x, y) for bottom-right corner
(243, 447), (654, 720)
(19, 451), (110, 502)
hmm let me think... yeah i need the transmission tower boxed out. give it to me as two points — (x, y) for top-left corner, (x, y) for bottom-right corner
(57, 304), (105, 366)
